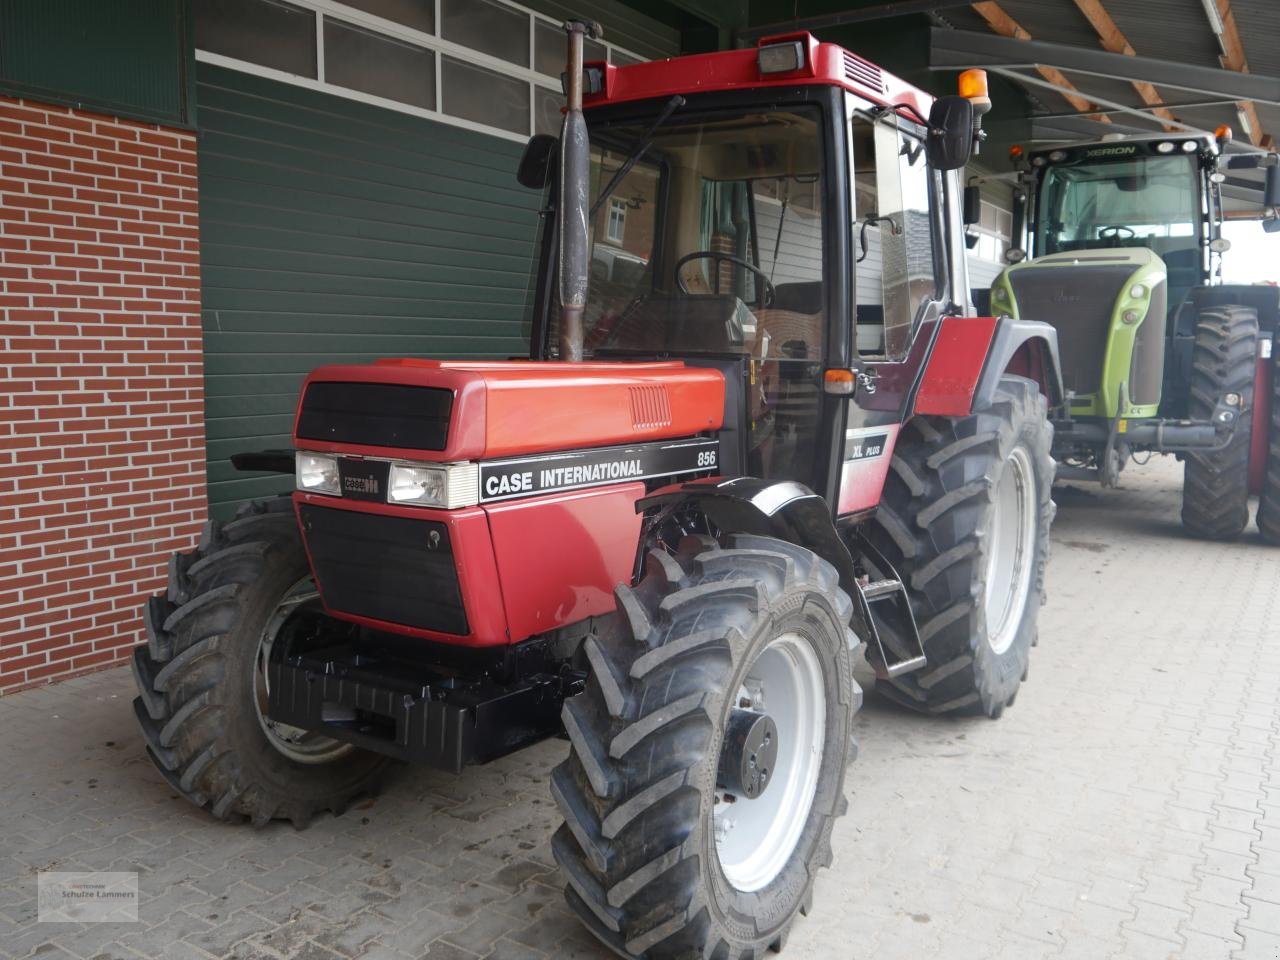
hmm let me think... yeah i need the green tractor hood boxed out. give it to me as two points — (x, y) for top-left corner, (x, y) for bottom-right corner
(991, 248), (1168, 420)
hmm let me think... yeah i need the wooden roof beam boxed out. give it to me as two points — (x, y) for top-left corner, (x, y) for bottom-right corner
(970, 1), (1112, 123)
(1070, 0), (1178, 130)
(1208, 0), (1264, 146)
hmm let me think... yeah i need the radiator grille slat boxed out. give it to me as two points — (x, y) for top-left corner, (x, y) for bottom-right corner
(843, 51), (884, 93)
(300, 504), (467, 635)
(629, 384), (672, 429)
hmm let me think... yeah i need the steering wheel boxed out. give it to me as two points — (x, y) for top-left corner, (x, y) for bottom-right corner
(1097, 225), (1136, 242)
(675, 251), (775, 307)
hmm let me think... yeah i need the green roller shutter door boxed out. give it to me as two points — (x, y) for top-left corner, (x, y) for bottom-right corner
(197, 63), (544, 518)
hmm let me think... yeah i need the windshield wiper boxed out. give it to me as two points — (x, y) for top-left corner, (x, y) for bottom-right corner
(589, 95), (685, 218)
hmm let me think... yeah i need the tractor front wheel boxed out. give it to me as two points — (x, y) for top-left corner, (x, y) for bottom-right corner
(131, 495), (388, 826)
(866, 375), (1054, 717)
(551, 534), (859, 958)
(1181, 304), (1258, 540)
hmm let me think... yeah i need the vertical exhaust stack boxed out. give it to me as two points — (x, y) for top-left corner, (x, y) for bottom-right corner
(558, 20), (600, 362)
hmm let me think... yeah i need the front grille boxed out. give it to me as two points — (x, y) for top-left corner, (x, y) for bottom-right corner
(1009, 264), (1135, 396)
(299, 503), (468, 635)
(297, 381), (452, 451)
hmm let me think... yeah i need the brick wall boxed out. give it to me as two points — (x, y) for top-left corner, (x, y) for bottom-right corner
(0, 96), (208, 694)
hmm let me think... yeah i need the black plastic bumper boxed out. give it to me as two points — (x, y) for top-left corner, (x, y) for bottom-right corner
(267, 642), (582, 772)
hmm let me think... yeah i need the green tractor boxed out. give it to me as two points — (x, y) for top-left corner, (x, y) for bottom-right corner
(989, 133), (1280, 541)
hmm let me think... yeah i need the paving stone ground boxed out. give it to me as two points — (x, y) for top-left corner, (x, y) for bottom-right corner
(4, 458), (1280, 959)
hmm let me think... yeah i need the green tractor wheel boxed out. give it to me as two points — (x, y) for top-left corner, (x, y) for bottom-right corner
(1181, 304), (1259, 541)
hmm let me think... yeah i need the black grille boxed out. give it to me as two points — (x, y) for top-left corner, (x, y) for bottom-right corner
(299, 503), (468, 635)
(1129, 280), (1169, 407)
(297, 381), (452, 450)
(1009, 265), (1135, 396)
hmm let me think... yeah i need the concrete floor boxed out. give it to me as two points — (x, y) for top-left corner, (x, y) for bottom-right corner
(4, 457), (1280, 959)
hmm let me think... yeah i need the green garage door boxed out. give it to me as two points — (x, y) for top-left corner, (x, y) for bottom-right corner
(198, 62), (545, 517)
(195, 0), (680, 520)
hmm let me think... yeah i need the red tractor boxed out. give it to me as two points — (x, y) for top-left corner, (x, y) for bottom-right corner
(132, 25), (1062, 958)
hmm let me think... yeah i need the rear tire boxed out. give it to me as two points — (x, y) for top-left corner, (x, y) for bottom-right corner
(865, 376), (1054, 717)
(131, 496), (388, 826)
(551, 534), (859, 958)
(1256, 333), (1280, 545)
(1181, 304), (1258, 540)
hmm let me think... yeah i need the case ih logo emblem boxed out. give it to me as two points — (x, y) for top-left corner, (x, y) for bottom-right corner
(479, 439), (719, 502)
(343, 475), (380, 494)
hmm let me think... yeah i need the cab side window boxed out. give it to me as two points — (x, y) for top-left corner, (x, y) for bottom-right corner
(852, 113), (938, 359)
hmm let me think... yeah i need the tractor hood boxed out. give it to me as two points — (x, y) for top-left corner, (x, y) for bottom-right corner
(991, 249), (1167, 419)
(291, 359), (725, 462)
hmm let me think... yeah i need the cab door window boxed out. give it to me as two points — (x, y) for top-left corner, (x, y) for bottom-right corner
(852, 113), (938, 359)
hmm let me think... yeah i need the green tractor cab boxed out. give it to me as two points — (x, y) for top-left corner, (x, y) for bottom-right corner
(993, 247), (1167, 421)
(991, 133), (1280, 541)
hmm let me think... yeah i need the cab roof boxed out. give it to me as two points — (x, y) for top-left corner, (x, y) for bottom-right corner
(581, 32), (933, 121)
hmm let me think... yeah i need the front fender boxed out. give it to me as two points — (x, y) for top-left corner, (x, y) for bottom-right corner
(913, 315), (1064, 417)
(636, 476), (859, 598)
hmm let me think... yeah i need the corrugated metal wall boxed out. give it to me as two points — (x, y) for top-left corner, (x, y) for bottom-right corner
(197, 62), (543, 516)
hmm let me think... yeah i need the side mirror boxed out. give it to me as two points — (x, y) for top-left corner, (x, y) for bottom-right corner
(1265, 164), (1280, 208)
(1010, 188), (1026, 249)
(926, 95), (974, 172)
(517, 133), (557, 189)
(964, 229), (979, 250)
(962, 183), (981, 226)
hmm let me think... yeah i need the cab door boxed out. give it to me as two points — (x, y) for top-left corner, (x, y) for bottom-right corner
(837, 101), (949, 516)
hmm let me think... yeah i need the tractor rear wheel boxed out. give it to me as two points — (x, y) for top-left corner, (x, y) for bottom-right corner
(551, 534), (859, 959)
(131, 495), (388, 826)
(1181, 304), (1258, 540)
(865, 375), (1054, 717)
(1256, 334), (1280, 545)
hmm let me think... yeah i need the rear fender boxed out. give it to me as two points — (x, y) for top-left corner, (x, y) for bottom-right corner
(913, 315), (1063, 417)
(636, 477), (859, 598)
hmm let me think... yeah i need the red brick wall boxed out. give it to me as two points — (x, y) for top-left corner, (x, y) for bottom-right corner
(0, 96), (208, 695)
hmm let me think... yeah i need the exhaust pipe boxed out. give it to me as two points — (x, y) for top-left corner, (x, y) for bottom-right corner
(558, 20), (601, 362)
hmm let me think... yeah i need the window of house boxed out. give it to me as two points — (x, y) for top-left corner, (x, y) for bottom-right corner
(195, 0), (649, 143)
(851, 112), (939, 359)
(606, 198), (627, 244)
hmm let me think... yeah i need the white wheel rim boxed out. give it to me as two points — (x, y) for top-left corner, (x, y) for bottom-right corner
(253, 577), (353, 764)
(713, 632), (826, 892)
(983, 446), (1037, 656)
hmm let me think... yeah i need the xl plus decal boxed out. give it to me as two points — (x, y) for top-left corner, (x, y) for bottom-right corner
(844, 427), (889, 462)
(479, 438), (719, 502)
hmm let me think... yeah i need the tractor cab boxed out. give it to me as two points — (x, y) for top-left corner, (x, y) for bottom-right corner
(521, 36), (983, 507)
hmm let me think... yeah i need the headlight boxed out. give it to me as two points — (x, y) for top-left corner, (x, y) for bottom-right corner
(389, 464), (448, 505)
(1130, 283), (1147, 299)
(296, 452), (339, 495)
(388, 462), (479, 508)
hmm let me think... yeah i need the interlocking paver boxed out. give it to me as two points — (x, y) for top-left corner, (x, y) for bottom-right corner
(5, 459), (1280, 959)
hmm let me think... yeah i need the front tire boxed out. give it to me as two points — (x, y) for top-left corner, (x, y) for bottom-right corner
(1256, 333), (1280, 545)
(131, 496), (388, 826)
(552, 534), (859, 958)
(1181, 304), (1258, 540)
(865, 375), (1054, 717)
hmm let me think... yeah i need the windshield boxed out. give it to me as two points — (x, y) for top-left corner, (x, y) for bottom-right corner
(1035, 155), (1201, 259)
(545, 106), (826, 362)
